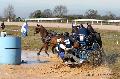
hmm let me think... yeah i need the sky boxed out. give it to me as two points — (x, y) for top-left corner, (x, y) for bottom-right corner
(0, 0), (120, 18)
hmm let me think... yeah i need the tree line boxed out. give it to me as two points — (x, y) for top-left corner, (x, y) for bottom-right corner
(1, 4), (120, 22)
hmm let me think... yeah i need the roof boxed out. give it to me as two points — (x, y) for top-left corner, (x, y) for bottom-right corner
(25, 18), (65, 21)
(107, 20), (120, 22)
(73, 19), (104, 22)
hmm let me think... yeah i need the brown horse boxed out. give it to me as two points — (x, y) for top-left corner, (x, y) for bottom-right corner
(87, 24), (102, 47)
(34, 24), (65, 56)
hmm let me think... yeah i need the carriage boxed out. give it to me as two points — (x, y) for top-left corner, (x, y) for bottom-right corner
(34, 24), (105, 66)
(58, 25), (105, 66)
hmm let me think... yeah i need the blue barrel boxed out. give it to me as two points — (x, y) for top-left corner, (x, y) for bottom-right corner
(0, 36), (21, 65)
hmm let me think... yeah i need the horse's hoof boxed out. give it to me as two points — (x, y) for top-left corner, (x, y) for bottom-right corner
(37, 53), (40, 56)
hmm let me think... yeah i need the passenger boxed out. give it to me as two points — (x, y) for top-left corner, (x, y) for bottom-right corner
(72, 23), (79, 34)
(63, 32), (72, 48)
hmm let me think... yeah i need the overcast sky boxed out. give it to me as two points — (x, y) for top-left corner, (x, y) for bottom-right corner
(0, 0), (120, 18)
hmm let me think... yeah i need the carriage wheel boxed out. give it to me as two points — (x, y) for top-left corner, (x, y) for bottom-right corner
(87, 49), (103, 66)
(98, 47), (106, 65)
(93, 50), (102, 66)
(87, 42), (106, 66)
(87, 51), (95, 66)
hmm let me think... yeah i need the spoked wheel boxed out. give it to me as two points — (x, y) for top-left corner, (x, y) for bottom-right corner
(87, 42), (105, 66)
(87, 49), (103, 67)
(98, 47), (106, 65)
(93, 50), (103, 66)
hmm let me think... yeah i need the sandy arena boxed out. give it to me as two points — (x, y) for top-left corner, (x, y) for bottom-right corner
(0, 50), (112, 79)
(0, 22), (119, 79)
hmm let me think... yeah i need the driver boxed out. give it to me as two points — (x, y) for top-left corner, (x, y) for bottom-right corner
(78, 24), (90, 36)
(56, 38), (71, 60)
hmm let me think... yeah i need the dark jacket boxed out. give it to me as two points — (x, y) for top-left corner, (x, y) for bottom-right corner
(78, 27), (90, 36)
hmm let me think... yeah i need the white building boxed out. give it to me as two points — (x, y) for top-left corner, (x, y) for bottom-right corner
(25, 18), (68, 23)
(73, 19), (104, 25)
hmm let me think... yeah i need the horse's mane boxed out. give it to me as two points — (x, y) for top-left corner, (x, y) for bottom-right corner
(87, 25), (96, 33)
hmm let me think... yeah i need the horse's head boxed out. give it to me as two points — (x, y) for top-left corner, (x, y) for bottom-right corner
(34, 24), (49, 43)
(34, 24), (45, 35)
(34, 24), (40, 35)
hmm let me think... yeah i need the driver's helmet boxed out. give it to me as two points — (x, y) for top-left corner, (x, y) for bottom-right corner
(64, 32), (69, 37)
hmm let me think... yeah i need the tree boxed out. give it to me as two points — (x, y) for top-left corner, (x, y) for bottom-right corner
(4, 4), (16, 21)
(29, 10), (42, 18)
(107, 11), (116, 19)
(42, 9), (52, 18)
(101, 15), (110, 20)
(101, 12), (116, 20)
(85, 9), (98, 19)
(53, 5), (67, 17)
(0, 16), (2, 21)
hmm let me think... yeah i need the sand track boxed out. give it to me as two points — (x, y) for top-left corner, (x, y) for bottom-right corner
(0, 51), (112, 79)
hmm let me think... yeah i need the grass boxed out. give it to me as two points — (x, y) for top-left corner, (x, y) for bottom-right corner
(2, 25), (72, 50)
(1, 25), (120, 79)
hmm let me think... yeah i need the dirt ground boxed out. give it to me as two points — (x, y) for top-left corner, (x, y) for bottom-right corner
(0, 22), (117, 79)
(0, 50), (112, 79)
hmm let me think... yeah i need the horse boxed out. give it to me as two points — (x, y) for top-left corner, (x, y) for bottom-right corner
(34, 24), (65, 56)
(87, 24), (102, 47)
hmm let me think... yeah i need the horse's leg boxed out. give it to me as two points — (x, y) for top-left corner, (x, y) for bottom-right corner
(51, 45), (60, 57)
(44, 44), (49, 56)
(51, 45), (56, 54)
(37, 45), (44, 56)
